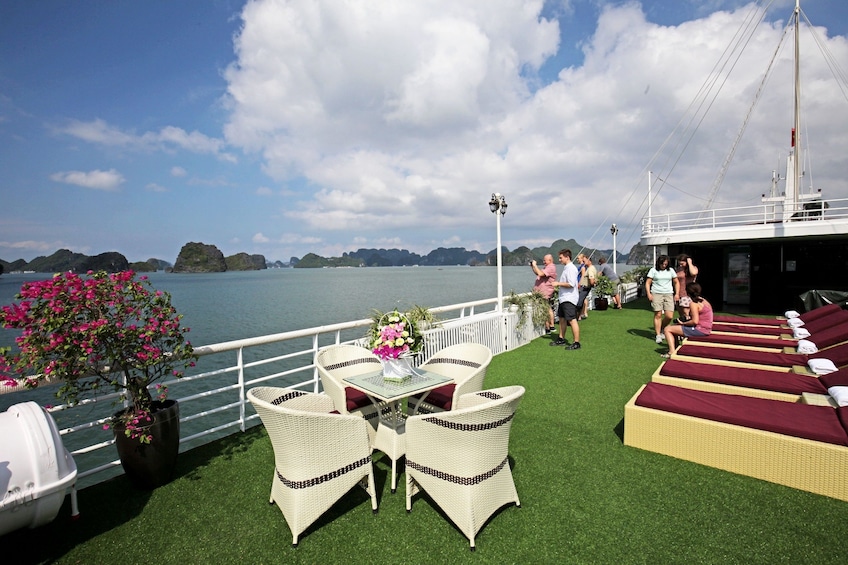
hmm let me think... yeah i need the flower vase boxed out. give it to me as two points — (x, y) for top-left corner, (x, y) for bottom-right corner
(381, 357), (413, 381)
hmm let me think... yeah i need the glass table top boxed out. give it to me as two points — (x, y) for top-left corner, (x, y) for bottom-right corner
(343, 368), (452, 402)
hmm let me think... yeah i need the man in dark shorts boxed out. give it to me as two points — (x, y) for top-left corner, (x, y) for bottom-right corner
(550, 249), (581, 350)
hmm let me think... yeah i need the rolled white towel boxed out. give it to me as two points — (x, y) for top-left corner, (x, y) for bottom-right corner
(787, 318), (805, 328)
(796, 339), (818, 354)
(785, 310), (801, 318)
(793, 327), (811, 339)
(828, 386), (848, 407)
(807, 358), (836, 375)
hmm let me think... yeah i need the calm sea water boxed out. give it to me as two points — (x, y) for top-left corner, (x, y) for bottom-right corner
(0, 266), (532, 350)
(0, 264), (637, 349)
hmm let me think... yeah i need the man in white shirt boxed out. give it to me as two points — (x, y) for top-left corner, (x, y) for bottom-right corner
(551, 249), (581, 350)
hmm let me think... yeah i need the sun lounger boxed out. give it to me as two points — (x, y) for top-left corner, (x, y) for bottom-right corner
(675, 339), (848, 369)
(713, 308), (848, 336)
(687, 333), (799, 349)
(710, 323), (789, 336)
(652, 357), (828, 402)
(688, 318), (848, 350)
(712, 303), (843, 326)
(624, 381), (848, 501)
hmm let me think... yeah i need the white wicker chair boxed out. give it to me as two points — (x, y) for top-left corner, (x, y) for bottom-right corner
(405, 385), (525, 550)
(247, 387), (378, 547)
(315, 345), (382, 442)
(408, 343), (493, 415)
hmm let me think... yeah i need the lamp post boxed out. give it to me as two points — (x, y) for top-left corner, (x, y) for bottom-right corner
(610, 223), (619, 274)
(489, 193), (508, 311)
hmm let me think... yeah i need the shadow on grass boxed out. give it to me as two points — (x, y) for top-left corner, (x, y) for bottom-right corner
(1, 425), (272, 564)
(285, 473), (383, 547)
(403, 454), (521, 550)
(405, 488), (520, 550)
(1, 472), (153, 565)
(242, 434), (392, 548)
(628, 328), (659, 341)
(613, 417), (625, 443)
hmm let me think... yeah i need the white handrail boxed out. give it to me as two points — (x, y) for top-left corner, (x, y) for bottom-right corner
(1, 296), (539, 489)
(641, 196), (848, 235)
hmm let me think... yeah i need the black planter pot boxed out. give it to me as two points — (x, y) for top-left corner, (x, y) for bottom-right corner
(594, 297), (609, 311)
(113, 400), (180, 489)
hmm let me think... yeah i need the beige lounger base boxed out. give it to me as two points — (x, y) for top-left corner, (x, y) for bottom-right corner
(650, 365), (802, 403)
(669, 351), (815, 374)
(624, 385), (848, 502)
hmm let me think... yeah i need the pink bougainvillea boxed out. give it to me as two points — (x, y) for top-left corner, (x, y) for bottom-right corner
(0, 270), (197, 443)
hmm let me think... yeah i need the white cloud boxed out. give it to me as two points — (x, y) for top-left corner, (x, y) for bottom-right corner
(50, 168), (125, 191)
(0, 239), (67, 253)
(59, 119), (136, 145)
(278, 233), (323, 245)
(146, 183), (168, 192)
(255, 186), (273, 196)
(57, 118), (238, 163)
(252, 232), (270, 243)
(171, 166), (187, 177)
(220, 0), (848, 258)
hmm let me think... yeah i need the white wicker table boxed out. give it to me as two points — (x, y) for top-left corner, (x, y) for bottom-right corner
(344, 369), (452, 492)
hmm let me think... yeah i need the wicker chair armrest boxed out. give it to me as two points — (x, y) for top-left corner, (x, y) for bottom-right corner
(453, 389), (495, 410)
(286, 393), (337, 414)
(452, 366), (488, 401)
(316, 366), (347, 411)
(452, 385), (523, 411)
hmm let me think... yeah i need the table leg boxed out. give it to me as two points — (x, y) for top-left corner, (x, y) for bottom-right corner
(370, 400), (407, 493)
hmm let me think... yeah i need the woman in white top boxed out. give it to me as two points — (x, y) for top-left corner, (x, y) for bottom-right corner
(645, 255), (680, 344)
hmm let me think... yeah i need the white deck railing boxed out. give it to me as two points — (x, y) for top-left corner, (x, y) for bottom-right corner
(2, 296), (543, 489)
(641, 196), (848, 236)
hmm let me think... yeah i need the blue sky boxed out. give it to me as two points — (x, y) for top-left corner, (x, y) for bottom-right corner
(2, 0), (847, 264)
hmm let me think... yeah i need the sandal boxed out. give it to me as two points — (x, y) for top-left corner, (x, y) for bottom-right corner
(659, 353), (671, 359)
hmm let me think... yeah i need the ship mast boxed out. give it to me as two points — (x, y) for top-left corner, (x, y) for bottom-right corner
(791, 0), (801, 211)
(766, 0), (817, 221)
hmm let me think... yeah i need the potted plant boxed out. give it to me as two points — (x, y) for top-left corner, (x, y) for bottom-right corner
(528, 291), (553, 328)
(504, 290), (550, 329)
(0, 270), (196, 489)
(592, 275), (618, 311)
(620, 266), (650, 298)
(406, 304), (440, 332)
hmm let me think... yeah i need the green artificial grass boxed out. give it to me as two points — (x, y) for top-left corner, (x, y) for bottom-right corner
(5, 300), (848, 564)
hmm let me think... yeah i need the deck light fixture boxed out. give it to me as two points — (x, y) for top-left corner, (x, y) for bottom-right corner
(489, 193), (507, 311)
(610, 223), (619, 273)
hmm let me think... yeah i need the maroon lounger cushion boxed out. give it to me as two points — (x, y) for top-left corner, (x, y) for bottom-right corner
(711, 323), (789, 336)
(410, 383), (456, 410)
(801, 303), (845, 323)
(659, 359), (827, 395)
(676, 341), (848, 368)
(345, 387), (372, 411)
(712, 315), (787, 326)
(712, 303), (844, 326)
(820, 368), (848, 388)
(687, 334), (797, 348)
(804, 325), (848, 350)
(712, 309), (848, 336)
(634, 382), (848, 446)
(689, 322), (848, 349)
(803, 309), (848, 332)
(675, 344), (805, 367)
